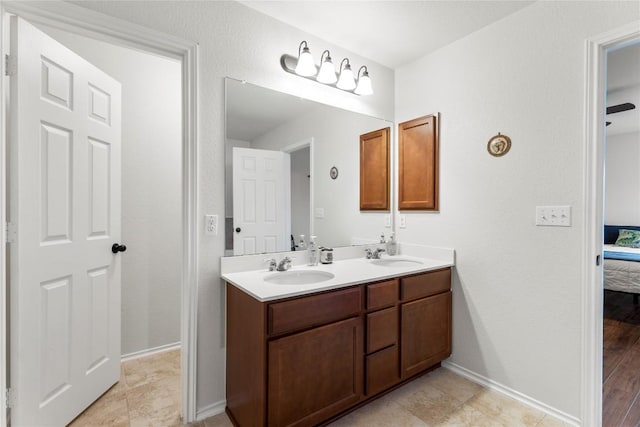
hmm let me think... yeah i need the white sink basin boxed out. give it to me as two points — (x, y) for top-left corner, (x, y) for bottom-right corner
(370, 258), (424, 268)
(264, 270), (335, 285)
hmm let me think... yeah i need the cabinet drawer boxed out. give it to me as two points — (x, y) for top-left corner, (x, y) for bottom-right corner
(366, 279), (398, 310)
(268, 287), (362, 336)
(400, 268), (450, 301)
(366, 307), (397, 353)
(366, 345), (400, 396)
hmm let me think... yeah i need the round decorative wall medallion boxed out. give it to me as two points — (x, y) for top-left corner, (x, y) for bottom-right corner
(487, 133), (511, 157)
(330, 166), (339, 180)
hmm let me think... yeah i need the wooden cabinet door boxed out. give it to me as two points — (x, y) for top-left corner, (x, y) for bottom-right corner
(268, 317), (363, 427)
(398, 114), (439, 210)
(400, 291), (451, 379)
(360, 127), (390, 210)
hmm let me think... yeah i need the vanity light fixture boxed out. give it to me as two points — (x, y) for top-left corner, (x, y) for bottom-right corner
(294, 41), (316, 77)
(280, 41), (373, 95)
(355, 66), (373, 96)
(317, 50), (337, 84)
(336, 58), (356, 91)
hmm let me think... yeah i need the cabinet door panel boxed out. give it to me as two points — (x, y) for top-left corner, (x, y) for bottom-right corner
(401, 291), (451, 379)
(398, 114), (439, 210)
(268, 317), (363, 427)
(360, 127), (390, 210)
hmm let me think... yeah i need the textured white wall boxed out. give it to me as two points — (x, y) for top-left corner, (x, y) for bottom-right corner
(395, 1), (640, 418)
(252, 106), (391, 247)
(38, 26), (182, 356)
(605, 132), (640, 226)
(65, 0), (395, 412)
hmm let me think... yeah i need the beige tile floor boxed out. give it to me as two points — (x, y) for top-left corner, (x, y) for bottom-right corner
(197, 368), (570, 427)
(68, 349), (181, 427)
(70, 351), (569, 427)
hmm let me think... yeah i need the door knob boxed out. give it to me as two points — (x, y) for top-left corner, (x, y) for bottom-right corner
(235, 227), (241, 233)
(112, 243), (127, 254)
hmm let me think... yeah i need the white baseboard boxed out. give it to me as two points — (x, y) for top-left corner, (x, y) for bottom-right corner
(442, 361), (581, 426)
(121, 341), (181, 362)
(196, 399), (227, 421)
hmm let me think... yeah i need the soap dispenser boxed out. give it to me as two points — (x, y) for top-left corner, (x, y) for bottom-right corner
(386, 233), (397, 256)
(308, 235), (319, 266)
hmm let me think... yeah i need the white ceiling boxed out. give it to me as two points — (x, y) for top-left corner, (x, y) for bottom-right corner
(241, 0), (533, 69)
(607, 42), (640, 136)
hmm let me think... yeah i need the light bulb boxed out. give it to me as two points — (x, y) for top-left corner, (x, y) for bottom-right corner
(355, 68), (373, 95)
(337, 61), (356, 91)
(317, 50), (337, 84)
(295, 43), (316, 77)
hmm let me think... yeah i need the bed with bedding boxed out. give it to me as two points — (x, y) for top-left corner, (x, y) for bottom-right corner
(604, 225), (640, 298)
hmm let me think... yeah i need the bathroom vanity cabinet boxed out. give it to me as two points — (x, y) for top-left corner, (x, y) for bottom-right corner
(225, 267), (451, 427)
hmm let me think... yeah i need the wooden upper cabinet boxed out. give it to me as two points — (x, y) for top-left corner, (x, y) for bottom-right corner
(398, 114), (439, 210)
(360, 127), (390, 211)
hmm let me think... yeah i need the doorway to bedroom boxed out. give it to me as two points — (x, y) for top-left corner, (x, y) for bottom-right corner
(601, 40), (640, 426)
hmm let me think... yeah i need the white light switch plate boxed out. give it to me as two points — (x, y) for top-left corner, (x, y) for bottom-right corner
(399, 215), (407, 229)
(535, 206), (571, 227)
(205, 214), (218, 235)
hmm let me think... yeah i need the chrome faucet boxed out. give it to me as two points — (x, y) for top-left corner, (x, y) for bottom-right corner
(277, 256), (293, 272)
(264, 258), (277, 271)
(364, 248), (385, 259)
(373, 248), (386, 259)
(365, 248), (386, 259)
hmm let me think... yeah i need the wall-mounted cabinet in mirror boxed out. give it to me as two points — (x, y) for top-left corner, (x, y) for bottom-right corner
(360, 127), (390, 211)
(398, 114), (439, 211)
(225, 78), (394, 256)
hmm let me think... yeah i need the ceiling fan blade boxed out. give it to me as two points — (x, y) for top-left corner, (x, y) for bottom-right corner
(606, 102), (636, 115)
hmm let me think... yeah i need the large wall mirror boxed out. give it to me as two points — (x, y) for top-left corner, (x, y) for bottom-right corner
(225, 78), (393, 256)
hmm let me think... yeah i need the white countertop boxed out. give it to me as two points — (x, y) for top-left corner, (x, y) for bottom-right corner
(222, 255), (454, 302)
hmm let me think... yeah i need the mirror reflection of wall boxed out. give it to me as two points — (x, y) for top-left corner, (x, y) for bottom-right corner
(290, 146), (311, 249)
(225, 78), (392, 256)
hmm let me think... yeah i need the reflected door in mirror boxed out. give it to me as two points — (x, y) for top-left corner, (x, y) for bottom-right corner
(233, 147), (291, 255)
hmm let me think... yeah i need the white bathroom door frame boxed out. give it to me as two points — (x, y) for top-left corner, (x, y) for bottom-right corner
(582, 21), (640, 427)
(282, 137), (314, 238)
(0, 2), (200, 424)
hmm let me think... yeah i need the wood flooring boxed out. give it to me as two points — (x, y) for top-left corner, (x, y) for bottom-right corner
(603, 290), (640, 427)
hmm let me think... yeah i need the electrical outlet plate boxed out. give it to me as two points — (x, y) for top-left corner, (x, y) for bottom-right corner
(205, 214), (218, 235)
(399, 214), (407, 229)
(384, 214), (391, 228)
(535, 206), (571, 227)
(315, 208), (325, 219)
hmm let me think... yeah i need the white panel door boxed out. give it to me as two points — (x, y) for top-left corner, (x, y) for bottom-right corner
(8, 17), (122, 426)
(232, 147), (290, 255)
